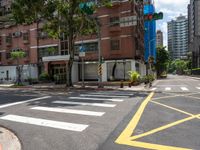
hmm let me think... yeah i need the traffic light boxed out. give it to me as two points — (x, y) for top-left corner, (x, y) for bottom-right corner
(79, 2), (95, 15)
(144, 12), (163, 21)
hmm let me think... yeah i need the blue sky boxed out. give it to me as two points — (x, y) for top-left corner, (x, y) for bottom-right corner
(154, 0), (190, 47)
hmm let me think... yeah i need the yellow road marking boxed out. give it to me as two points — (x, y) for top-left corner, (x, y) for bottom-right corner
(124, 141), (191, 150)
(151, 101), (194, 116)
(151, 101), (200, 119)
(129, 115), (198, 141)
(115, 92), (196, 150)
(115, 92), (154, 141)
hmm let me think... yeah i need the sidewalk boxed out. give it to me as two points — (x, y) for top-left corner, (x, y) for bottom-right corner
(25, 81), (152, 92)
(0, 81), (156, 92)
(0, 126), (21, 150)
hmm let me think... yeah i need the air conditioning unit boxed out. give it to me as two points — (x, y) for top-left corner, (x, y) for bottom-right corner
(12, 31), (22, 38)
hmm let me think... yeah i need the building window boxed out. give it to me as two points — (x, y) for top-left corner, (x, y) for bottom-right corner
(110, 39), (120, 50)
(61, 41), (68, 55)
(39, 46), (59, 59)
(6, 53), (11, 59)
(5, 34), (12, 45)
(110, 16), (119, 26)
(38, 29), (48, 39)
(23, 32), (29, 41)
(75, 42), (98, 53)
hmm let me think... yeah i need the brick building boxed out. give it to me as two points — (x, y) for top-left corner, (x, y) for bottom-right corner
(0, 0), (145, 83)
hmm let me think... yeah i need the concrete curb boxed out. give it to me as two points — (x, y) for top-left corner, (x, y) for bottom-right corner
(0, 126), (22, 150)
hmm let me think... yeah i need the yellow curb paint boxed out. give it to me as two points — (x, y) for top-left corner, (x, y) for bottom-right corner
(151, 101), (195, 116)
(115, 92), (194, 150)
(129, 115), (197, 141)
(115, 92), (154, 143)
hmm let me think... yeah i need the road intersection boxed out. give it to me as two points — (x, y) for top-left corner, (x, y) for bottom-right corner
(0, 75), (199, 150)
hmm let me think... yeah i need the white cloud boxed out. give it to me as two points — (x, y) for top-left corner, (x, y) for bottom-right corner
(154, 0), (190, 47)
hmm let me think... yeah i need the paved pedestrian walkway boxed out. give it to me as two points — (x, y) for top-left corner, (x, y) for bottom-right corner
(0, 126), (21, 150)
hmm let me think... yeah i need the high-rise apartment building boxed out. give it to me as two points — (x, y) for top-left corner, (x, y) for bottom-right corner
(188, 0), (200, 69)
(0, 1), (146, 83)
(167, 15), (188, 60)
(156, 30), (163, 47)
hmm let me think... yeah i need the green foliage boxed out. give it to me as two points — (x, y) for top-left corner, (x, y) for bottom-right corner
(155, 46), (169, 77)
(169, 59), (189, 75)
(11, 0), (45, 24)
(11, 51), (26, 60)
(128, 71), (140, 83)
(39, 72), (50, 81)
(47, 47), (58, 55)
(142, 75), (155, 84)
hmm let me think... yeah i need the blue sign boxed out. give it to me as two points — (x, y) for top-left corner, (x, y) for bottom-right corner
(79, 46), (86, 52)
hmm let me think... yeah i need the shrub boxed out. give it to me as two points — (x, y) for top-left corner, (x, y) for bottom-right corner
(142, 75), (155, 84)
(128, 71), (140, 84)
(39, 72), (50, 82)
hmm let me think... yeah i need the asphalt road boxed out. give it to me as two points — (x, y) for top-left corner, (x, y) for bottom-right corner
(100, 75), (200, 150)
(0, 88), (147, 150)
(0, 75), (199, 150)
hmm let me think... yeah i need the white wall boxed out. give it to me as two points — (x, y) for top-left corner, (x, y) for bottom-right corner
(102, 62), (107, 82)
(0, 65), (38, 83)
(131, 60), (136, 71)
(0, 66), (17, 82)
(22, 65), (38, 80)
(139, 63), (147, 76)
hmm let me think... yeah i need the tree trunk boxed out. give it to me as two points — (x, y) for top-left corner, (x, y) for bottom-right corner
(66, 32), (74, 87)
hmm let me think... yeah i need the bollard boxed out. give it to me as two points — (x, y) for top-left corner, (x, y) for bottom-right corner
(120, 81), (124, 88)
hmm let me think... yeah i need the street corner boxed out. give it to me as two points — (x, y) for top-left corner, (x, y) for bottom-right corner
(114, 92), (200, 150)
(0, 126), (21, 150)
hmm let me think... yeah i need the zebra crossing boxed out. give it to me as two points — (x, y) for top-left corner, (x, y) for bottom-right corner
(150, 86), (200, 92)
(0, 91), (134, 132)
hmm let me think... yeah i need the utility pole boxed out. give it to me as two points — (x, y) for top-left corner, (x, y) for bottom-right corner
(95, 18), (103, 88)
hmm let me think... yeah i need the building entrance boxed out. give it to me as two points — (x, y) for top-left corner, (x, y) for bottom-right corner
(50, 64), (66, 84)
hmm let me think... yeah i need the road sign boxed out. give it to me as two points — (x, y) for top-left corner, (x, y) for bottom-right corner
(79, 52), (85, 57)
(79, 46), (86, 52)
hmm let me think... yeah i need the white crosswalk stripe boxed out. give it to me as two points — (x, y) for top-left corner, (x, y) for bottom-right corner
(53, 101), (116, 108)
(0, 115), (88, 132)
(69, 97), (123, 102)
(151, 88), (157, 91)
(181, 87), (189, 91)
(80, 94), (129, 98)
(196, 87), (200, 90)
(165, 87), (171, 91)
(31, 107), (105, 116)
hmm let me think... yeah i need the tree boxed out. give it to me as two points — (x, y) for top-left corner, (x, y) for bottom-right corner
(11, 51), (26, 85)
(174, 59), (188, 75)
(155, 46), (169, 77)
(11, 0), (110, 87)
